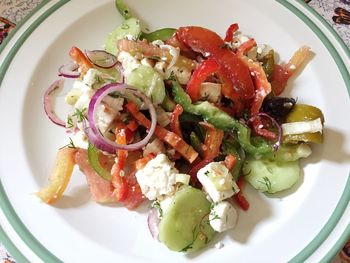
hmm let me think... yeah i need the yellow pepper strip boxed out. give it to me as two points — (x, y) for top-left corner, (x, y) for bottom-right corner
(36, 147), (77, 204)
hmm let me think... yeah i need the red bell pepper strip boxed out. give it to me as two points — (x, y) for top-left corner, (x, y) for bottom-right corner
(224, 154), (237, 171)
(170, 104), (184, 137)
(200, 122), (224, 160)
(233, 177), (250, 211)
(165, 34), (198, 60)
(176, 26), (255, 102)
(111, 128), (129, 202)
(224, 23), (239, 42)
(69, 46), (93, 77)
(126, 102), (198, 163)
(186, 58), (219, 102)
(126, 119), (139, 132)
(270, 46), (311, 96)
(237, 39), (276, 140)
(186, 58), (243, 114)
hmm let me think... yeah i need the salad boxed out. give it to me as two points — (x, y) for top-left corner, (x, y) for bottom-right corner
(37, 0), (325, 253)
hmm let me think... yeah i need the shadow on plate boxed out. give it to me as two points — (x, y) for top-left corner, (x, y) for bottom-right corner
(52, 185), (91, 209)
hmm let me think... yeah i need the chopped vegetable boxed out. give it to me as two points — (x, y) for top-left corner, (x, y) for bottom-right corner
(37, 147), (77, 204)
(158, 186), (215, 252)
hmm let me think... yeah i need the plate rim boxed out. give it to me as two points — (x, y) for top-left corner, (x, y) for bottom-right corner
(0, 0), (349, 262)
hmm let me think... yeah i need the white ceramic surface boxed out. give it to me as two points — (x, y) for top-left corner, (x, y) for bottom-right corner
(0, 0), (349, 262)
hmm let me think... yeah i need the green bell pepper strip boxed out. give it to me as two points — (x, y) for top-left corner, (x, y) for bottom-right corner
(162, 93), (176, 112)
(141, 28), (176, 42)
(87, 144), (112, 181)
(222, 141), (244, 180)
(190, 132), (204, 158)
(171, 80), (272, 156)
(115, 0), (133, 19)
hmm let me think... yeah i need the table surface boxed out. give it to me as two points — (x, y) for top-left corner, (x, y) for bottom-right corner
(0, 0), (349, 262)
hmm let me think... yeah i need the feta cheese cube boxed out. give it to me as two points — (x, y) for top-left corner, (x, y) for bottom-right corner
(135, 154), (179, 200)
(199, 82), (222, 103)
(197, 162), (237, 203)
(70, 130), (88, 149)
(209, 201), (238, 233)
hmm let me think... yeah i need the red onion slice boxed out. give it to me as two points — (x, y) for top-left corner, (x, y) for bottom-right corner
(44, 79), (66, 127)
(87, 83), (157, 153)
(58, 61), (80, 78)
(85, 50), (118, 69)
(249, 112), (282, 151)
(147, 208), (160, 241)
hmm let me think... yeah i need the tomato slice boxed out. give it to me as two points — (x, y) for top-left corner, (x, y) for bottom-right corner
(176, 26), (255, 102)
(176, 26), (226, 55)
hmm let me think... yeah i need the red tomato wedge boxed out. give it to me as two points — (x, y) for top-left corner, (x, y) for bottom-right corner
(75, 149), (118, 203)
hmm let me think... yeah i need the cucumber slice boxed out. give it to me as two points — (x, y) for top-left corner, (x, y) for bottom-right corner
(125, 65), (165, 105)
(104, 17), (141, 55)
(159, 186), (215, 252)
(243, 156), (300, 194)
(265, 143), (312, 162)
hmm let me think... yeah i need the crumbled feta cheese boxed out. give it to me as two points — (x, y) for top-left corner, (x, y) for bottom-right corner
(135, 154), (179, 200)
(209, 201), (238, 233)
(165, 66), (191, 85)
(83, 68), (100, 87)
(117, 51), (141, 77)
(70, 130), (88, 149)
(74, 89), (94, 111)
(160, 44), (180, 68)
(141, 58), (154, 67)
(152, 40), (165, 46)
(289, 64), (296, 70)
(231, 34), (250, 49)
(215, 242), (224, 249)
(197, 162), (238, 203)
(256, 44), (273, 60)
(282, 118), (323, 135)
(199, 82), (222, 103)
(143, 138), (166, 157)
(153, 61), (167, 77)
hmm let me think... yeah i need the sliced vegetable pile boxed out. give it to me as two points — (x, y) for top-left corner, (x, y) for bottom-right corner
(38, 0), (324, 253)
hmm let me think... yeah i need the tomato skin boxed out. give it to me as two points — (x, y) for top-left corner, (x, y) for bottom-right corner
(224, 23), (239, 42)
(176, 26), (225, 55)
(186, 58), (219, 102)
(123, 171), (145, 210)
(176, 26), (255, 101)
(270, 64), (293, 96)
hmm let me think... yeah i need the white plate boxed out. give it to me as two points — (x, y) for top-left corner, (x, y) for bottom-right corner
(0, 0), (349, 262)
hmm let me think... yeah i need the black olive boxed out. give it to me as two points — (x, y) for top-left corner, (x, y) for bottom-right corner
(262, 97), (296, 120)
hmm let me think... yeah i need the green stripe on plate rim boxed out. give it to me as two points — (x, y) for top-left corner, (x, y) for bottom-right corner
(0, 0), (349, 262)
(0, 0), (51, 56)
(274, 1), (350, 261)
(0, 224), (29, 263)
(0, 1), (70, 262)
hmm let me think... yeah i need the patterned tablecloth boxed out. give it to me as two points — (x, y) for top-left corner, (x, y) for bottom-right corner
(0, 0), (349, 262)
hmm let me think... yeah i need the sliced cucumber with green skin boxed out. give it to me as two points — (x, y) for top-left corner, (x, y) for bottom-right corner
(243, 156), (300, 194)
(104, 17), (141, 55)
(125, 65), (165, 105)
(159, 186), (215, 252)
(264, 143), (312, 162)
